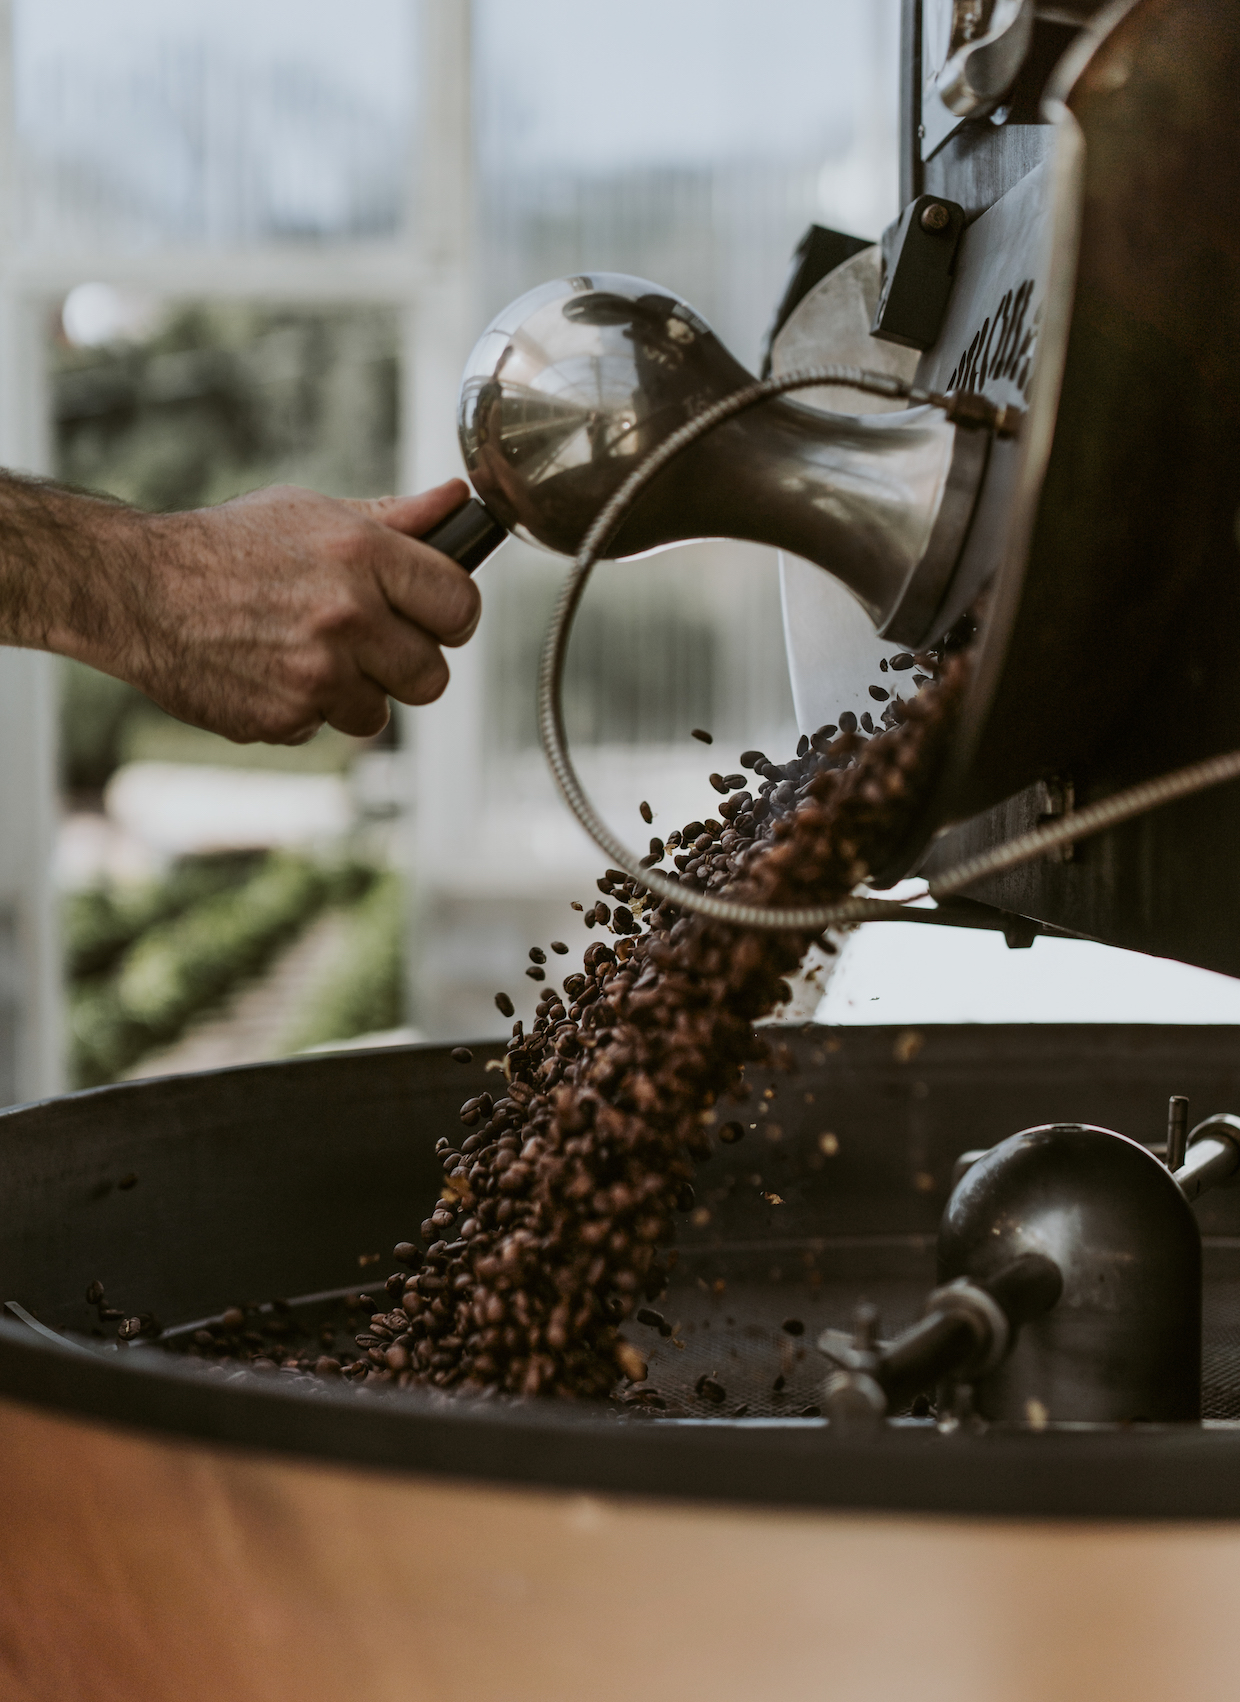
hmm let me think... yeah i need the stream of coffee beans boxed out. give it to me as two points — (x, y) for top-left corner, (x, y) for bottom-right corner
(348, 651), (968, 1399)
(111, 650), (965, 1397)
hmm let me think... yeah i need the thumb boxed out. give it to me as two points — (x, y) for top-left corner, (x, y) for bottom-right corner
(345, 479), (470, 539)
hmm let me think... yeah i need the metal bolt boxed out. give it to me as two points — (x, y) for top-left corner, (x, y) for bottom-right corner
(920, 202), (952, 233)
(852, 1301), (880, 1353)
(1167, 1094), (1189, 1173)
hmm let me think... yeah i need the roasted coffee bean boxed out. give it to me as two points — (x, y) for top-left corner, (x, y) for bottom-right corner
(526, 966), (546, 981)
(838, 711), (858, 733)
(550, 941), (569, 954)
(117, 1317), (142, 1340)
(221, 1307), (246, 1331)
(394, 1242), (419, 1266)
(494, 992), (515, 1018)
(529, 947), (547, 964)
(570, 900), (584, 911)
(615, 1341), (648, 1381)
(879, 657), (889, 672)
(910, 1393), (932, 1417)
(869, 685), (889, 702)
(206, 649), (968, 1406)
(781, 1318), (805, 1337)
(593, 902), (611, 925)
(709, 772), (729, 794)
(690, 728), (713, 744)
(636, 1307), (665, 1330)
(640, 800), (653, 823)
(890, 652), (914, 670)
(85, 1280), (104, 1305)
(797, 734), (809, 756)
(315, 1356), (342, 1378)
(739, 749), (765, 768)
(450, 1046), (473, 1064)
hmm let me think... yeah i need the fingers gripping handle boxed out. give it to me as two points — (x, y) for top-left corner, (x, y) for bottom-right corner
(422, 497), (507, 574)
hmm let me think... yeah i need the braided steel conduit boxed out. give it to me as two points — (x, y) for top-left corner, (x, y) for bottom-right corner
(537, 366), (1240, 932)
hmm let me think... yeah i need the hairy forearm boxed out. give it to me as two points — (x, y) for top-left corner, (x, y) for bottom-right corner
(0, 470), (477, 743)
(0, 472), (171, 674)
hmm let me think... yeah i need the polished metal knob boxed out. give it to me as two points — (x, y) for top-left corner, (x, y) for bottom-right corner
(456, 272), (991, 646)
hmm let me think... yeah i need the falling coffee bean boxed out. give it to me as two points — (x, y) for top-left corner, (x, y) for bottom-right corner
(195, 647), (969, 1412)
(529, 947), (547, 964)
(691, 728), (713, 744)
(639, 800), (653, 823)
(494, 992), (515, 1018)
(550, 941), (569, 954)
(450, 1047), (473, 1064)
(781, 1318), (805, 1337)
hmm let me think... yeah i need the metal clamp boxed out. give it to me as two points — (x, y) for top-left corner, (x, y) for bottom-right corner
(922, 1277), (1011, 1378)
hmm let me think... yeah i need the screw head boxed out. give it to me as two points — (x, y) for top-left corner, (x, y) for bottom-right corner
(920, 202), (952, 233)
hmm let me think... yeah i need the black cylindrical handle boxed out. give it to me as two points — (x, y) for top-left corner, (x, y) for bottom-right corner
(876, 1253), (1063, 1408)
(880, 1312), (977, 1409)
(981, 1252), (1063, 1327)
(421, 497), (508, 574)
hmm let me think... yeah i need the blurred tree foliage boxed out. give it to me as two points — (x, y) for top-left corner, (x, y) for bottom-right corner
(54, 301), (400, 792)
(68, 853), (378, 1087)
(279, 870), (404, 1054)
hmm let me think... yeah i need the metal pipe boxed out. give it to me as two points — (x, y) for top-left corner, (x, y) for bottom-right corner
(1174, 1114), (1240, 1202)
(821, 1253), (1062, 1420)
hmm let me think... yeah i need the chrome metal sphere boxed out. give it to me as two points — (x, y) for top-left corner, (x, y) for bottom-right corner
(457, 272), (986, 643)
(940, 1124), (1202, 1423)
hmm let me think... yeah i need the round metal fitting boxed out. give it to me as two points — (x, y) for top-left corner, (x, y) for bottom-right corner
(923, 1278), (1010, 1378)
(920, 201), (952, 232)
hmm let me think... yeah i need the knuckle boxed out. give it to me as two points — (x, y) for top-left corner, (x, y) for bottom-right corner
(439, 576), (482, 644)
(409, 655), (450, 704)
(285, 648), (339, 704)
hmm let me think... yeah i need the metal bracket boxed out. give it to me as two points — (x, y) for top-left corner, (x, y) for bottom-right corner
(871, 195), (967, 352)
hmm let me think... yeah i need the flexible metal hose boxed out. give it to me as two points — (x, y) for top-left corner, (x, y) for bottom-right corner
(537, 365), (1240, 932)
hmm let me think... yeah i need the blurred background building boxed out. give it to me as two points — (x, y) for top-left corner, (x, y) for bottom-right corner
(0, 0), (900, 1098)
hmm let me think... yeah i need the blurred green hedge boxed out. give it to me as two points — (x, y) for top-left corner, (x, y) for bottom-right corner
(279, 870), (404, 1054)
(69, 853), (378, 1087)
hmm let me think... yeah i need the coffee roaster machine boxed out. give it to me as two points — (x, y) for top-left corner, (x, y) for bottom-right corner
(3, 4), (1240, 1700)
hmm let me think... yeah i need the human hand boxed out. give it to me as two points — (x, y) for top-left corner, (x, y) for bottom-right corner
(107, 478), (480, 743)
